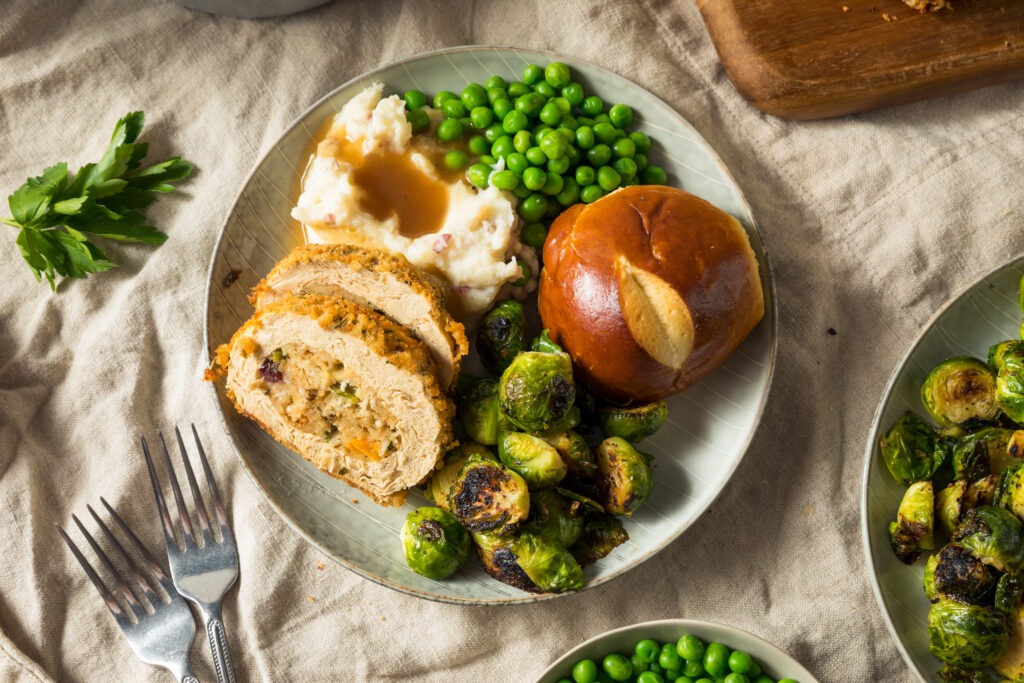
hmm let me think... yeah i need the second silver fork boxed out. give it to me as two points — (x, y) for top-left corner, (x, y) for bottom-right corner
(142, 425), (239, 683)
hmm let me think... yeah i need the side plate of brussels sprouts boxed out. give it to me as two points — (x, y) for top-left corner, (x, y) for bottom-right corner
(863, 256), (1024, 680)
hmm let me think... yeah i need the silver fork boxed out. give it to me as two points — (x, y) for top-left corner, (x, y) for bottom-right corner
(58, 498), (199, 683)
(142, 425), (239, 683)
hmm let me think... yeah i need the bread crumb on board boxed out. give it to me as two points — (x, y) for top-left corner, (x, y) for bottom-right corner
(901, 0), (952, 11)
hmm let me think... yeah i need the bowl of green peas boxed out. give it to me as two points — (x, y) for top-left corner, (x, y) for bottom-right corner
(536, 619), (818, 683)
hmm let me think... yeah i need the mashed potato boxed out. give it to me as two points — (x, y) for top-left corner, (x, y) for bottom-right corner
(291, 83), (537, 318)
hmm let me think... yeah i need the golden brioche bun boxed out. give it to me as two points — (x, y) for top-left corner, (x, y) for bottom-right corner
(538, 185), (764, 404)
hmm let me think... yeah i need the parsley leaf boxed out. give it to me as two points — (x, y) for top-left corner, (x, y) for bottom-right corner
(3, 112), (193, 290)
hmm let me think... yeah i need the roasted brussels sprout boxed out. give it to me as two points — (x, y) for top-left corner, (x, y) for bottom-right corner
(498, 431), (568, 489)
(598, 400), (669, 443)
(953, 506), (1024, 573)
(498, 350), (577, 434)
(921, 356), (1000, 427)
(450, 455), (530, 534)
(924, 543), (1000, 604)
(427, 444), (496, 510)
(928, 598), (1010, 669)
(938, 480), (969, 537)
(472, 530), (583, 594)
(994, 605), (1024, 679)
(953, 428), (1017, 481)
(996, 572), (1024, 614)
(596, 437), (653, 516)
(523, 489), (585, 548)
(996, 462), (1024, 521)
(472, 531), (537, 592)
(570, 513), (629, 566)
(401, 507), (470, 580)
(477, 300), (528, 375)
(555, 486), (605, 514)
(880, 412), (948, 485)
(889, 480), (935, 564)
(543, 431), (598, 481)
(936, 663), (988, 682)
(458, 378), (501, 446)
(965, 475), (999, 511)
(991, 340), (1024, 424)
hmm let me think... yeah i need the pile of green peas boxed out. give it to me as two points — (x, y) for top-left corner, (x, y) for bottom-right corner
(402, 61), (668, 251)
(557, 634), (801, 683)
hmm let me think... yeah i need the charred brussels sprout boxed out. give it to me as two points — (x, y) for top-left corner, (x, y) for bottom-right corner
(478, 300), (527, 375)
(596, 437), (653, 516)
(953, 428), (1017, 481)
(458, 378), (501, 446)
(995, 572), (1024, 614)
(991, 340), (1024, 424)
(953, 506), (1024, 573)
(598, 401), (669, 443)
(996, 462), (1024, 520)
(472, 531), (537, 592)
(427, 444), (496, 510)
(450, 455), (530, 534)
(401, 507), (470, 580)
(523, 489), (585, 548)
(965, 475), (999, 511)
(498, 431), (568, 489)
(880, 412), (948, 485)
(570, 513), (629, 566)
(509, 532), (583, 593)
(925, 544), (1000, 603)
(938, 481), (969, 536)
(543, 431), (598, 481)
(921, 356), (1000, 427)
(498, 350), (577, 434)
(928, 598), (1010, 669)
(889, 481), (935, 564)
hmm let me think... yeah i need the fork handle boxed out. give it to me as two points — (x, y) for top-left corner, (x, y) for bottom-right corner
(183, 677), (200, 683)
(201, 604), (237, 683)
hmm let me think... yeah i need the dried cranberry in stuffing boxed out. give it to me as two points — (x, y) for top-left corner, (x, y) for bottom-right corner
(258, 358), (283, 383)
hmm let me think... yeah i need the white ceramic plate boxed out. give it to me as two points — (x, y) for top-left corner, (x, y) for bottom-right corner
(535, 619), (818, 682)
(204, 46), (777, 604)
(862, 255), (1024, 681)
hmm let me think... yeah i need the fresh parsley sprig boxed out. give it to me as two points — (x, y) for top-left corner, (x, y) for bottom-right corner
(3, 112), (193, 290)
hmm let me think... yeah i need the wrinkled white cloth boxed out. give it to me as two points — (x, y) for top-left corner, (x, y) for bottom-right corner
(3, 0), (1024, 681)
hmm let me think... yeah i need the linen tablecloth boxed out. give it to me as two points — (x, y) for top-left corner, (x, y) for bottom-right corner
(4, 1), (1024, 680)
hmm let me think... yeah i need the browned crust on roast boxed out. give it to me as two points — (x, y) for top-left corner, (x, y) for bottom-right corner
(538, 185), (764, 404)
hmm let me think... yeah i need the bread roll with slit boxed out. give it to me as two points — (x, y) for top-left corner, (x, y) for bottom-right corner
(250, 243), (468, 390)
(538, 185), (764, 404)
(221, 293), (455, 506)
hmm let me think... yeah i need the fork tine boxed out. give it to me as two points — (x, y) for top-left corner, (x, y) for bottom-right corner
(70, 514), (146, 620)
(175, 426), (213, 542)
(191, 423), (230, 531)
(100, 497), (172, 585)
(90, 501), (165, 603)
(141, 436), (178, 548)
(57, 523), (125, 618)
(158, 431), (196, 546)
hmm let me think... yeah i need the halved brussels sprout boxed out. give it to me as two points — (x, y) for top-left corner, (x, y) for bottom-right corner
(598, 401), (669, 443)
(994, 604), (1024, 679)
(427, 444), (496, 510)
(450, 455), (530, 534)
(953, 506), (1024, 573)
(509, 532), (583, 593)
(498, 431), (568, 489)
(543, 431), (598, 481)
(991, 340), (1024, 424)
(965, 475), (999, 511)
(889, 480), (935, 564)
(458, 378), (501, 446)
(954, 428), (1018, 481)
(928, 598), (1010, 669)
(997, 462), (1024, 522)
(921, 356), (1000, 427)
(936, 664), (986, 682)
(472, 531), (537, 592)
(879, 412), (948, 485)
(570, 513), (629, 566)
(996, 573), (1024, 614)
(523, 489), (585, 548)
(925, 543), (1000, 604)
(401, 507), (470, 580)
(477, 300), (528, 375)
(498, 350), (577, 434)
(596, 437), (653, 516)
(938, 481), (969, 537)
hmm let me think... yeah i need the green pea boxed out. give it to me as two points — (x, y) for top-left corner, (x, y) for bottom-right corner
(574, 126), (595, 150)
(593, 112), (611, 125)
(593, 122), (617, 145)
(545, 198), (561, 217)
(703, 643), (729, 678)
(521, 222), (548, 248)
(575, 166), (596, 186)
(433, 90), (457, 109)
(634, 153), (648, 172)
(586, 143), (611, 167)
(484, 122), (505, 143)
(557, 679), (573, 683)
(724, 674), (749, 683)
(597, 166), (621, 191)
(441, 99), (467, 119)
(560, 114), (579, 130)
(405, 109), (430, 133)
(659, 643), (682, 671)
(522, 64), (544, 85)
(630, 653), (650, 675)
(437, 118), (464, 142)
(572, 658), (598, 683)
(547, 156), (571, 174)
(681, 660), (704, 677)
(778, 679), (799, 683)
(479, 154), (496, 165)
(602, 654), (632, 682)
(515, 92), (545, 117)
(513, 258), (531, 286)
(459, 116), (473, 130)
(748, 661), (762, 678)
(673, 677), (694, 683)
(501, 110), (529, 135)
(490, 170), (519, 191)
(486, 87), (507, 105)
(467, 135), (489, 156)
(637, 672), (665, 683)
(469, 106), (494, 129)
(556, 126), (576, 144)
(443, 150), (468, 171)
(522, 167), (547, 191)
(403, 89), (427, 110)
(552, 96), (572, 114)
(526, 146), (548, 166)
(542, 172), (564, 196)
(642, 165), (668, 185)
(544, 61), (572, 88)
(562, 81), (585, 106)
(577, 115), (595, 127)
(581, 95), (604, 116)
(612, 137), (636, 159)
(539, 102), (562, 126)
(492, 135), (515, 159)
(752, 677), (773, 683)
(609, 103), (633, 128)
(461, 83), (487, 110)
(694, 679), (714, 683)
(555, 176), (580, 206)
(635, 639), (660, 664)
(512, 183), (531, 199)
(677, 635), (705, 662)
(540, 132), (568, 160)
(507, 152), (529, 176)
(493, 98), (514, 119)
(728, 651), (752, 674)
(613, 158), (637, 181)
(510, 130), (531, 154)
(466, 163), (491, 189)
(649, 662), (664, 674)
(508, 81), (531, 98)
(518, 193), (548, 222)
(629, 130), (652, 152)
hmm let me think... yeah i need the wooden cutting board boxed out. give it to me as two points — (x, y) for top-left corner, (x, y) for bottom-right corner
(696, 0), (1024, 119)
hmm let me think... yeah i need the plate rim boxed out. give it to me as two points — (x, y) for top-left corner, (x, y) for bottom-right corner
(203, 44), (779, 605)
(859, 252), (1024, 682)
